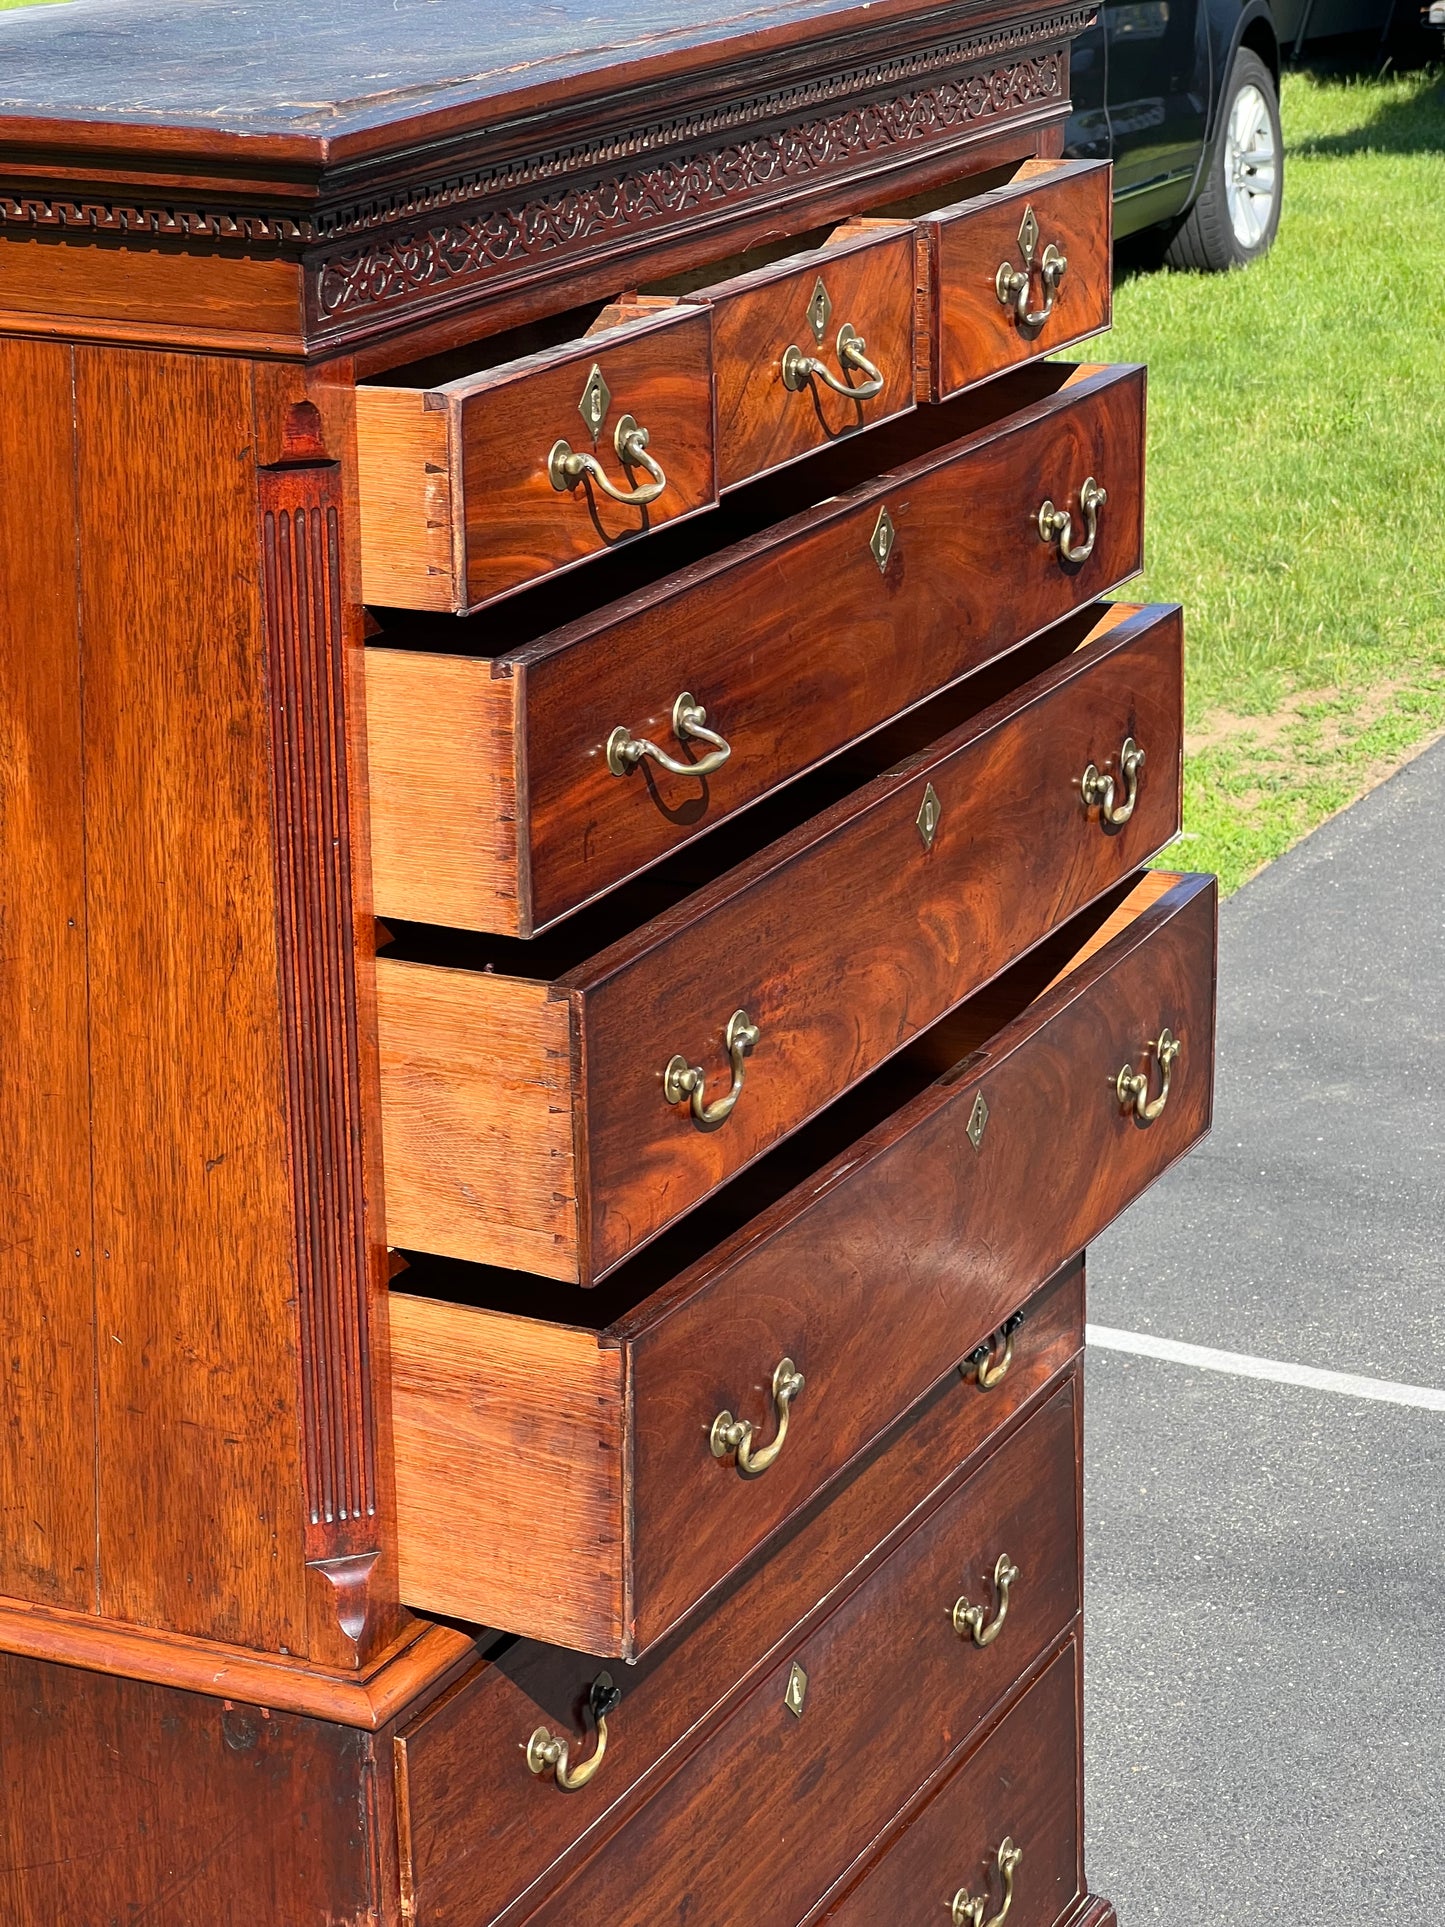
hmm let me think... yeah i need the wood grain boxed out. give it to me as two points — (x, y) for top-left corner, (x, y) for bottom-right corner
(0, 1651), (384, 1925)
(0, 338), (95, 1613)
(918, 156), (1113, 401)
(75, 348), (316, 1654)
(374, 596), (1177, 1283)
(390, 1297), (627, 1653)
(395, 1285), (1080, 1927)
(376, 966), (579, 1279)
(355, 387), (454, 609)
(365, 650), (524, 932)
(519, 1384), (1079, 1927)
(359, 305), (718, 612)
(578, 593), (1178, 1278)
(0, 1596), (475, 1729)
(817, 1637), (1081, 1925)
(365, 361), (1146, 935)
(383, 862), (1212, 1657)
(696, 221), (917, 489)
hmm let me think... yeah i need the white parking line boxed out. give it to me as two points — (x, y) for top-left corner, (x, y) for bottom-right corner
(1085, 1323), (1445, 1412)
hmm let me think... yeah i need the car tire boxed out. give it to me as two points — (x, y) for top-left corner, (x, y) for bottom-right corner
(1164, 48), (1282, 271)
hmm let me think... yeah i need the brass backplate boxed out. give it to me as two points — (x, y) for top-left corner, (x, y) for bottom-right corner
(806, 276), (833, 344)
(578, 362), (611, 440)
(916, 781), (941, 851)
(870, 505), (896, 574)
(966, 1089), (989, 1151)
(784, 1661), (809, 1717)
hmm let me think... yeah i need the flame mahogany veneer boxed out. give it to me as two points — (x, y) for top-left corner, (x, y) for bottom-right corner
(0, 0), (1208, 1918)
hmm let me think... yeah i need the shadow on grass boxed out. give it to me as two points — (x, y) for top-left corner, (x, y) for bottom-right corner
(1287, 64), (1445, 155)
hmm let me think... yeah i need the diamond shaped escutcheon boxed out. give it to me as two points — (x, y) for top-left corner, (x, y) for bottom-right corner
(1017, 203), (1040, 264)
(578, 362), (611, 439)
(966, 1089), (989, 1151)
(916, 781), (941, 851)
(806, 276), (833, 344)
(784, 1662), (809, 1717)
(870, 506), (896, 574)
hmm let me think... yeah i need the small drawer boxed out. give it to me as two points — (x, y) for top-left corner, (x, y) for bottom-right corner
(365, 359), (1145, 937)
(375, 598), (1183, 1285)
(819, 1638), (1082, 1927)
(680, 220), (917, 489)
(391, 1262), (1082, 1927)
(397, 1378), (1081, 1927)
(388, 864), (1215, 1654)
(356, 304), (716, 613)
(917, 159), (1113, 402)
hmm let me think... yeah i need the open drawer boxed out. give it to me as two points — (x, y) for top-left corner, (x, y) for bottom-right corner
(356, 302), (717, 613)
(375, 599), (1184, 1284)
(387, 868), (1217, 1656)
(915, 158), (1113, 401)
(365, 360), (1146, 936)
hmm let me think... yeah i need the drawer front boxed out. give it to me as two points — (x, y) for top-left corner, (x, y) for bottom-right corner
(699, 224), (917, 490)
(364, 360), (1145, 936)
(357, 306), (717, 614)
(626, 865), (1214, 1650)
(820, 1638), (1081, 1927)
(393, 1264), (1082, 1927)
(920, 160), (1112, 402)
(580, 600), (1181, 1278)
(518, 1383), (1080, 1927)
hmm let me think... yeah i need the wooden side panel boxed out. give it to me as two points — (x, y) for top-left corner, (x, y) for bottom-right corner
(702, 225), (917, 490)
(581, 598), (1178, 1280)
(0, 338), (95, 1612)
(356, 387), (455, 610)
(74, 349), (314, 1654)
(921, 159), (1113, 401)
(389, 1297), (626, 1654)
(522, 1384), (1079, 1927)
(456, 307), (717, 612)
(375, 965), (578, 1280)
(628, 867), (1214, 1651)
(365, 651), (523, 934)
(0, 1651), (383, 1925)
(820, 1639), (1081, 1925)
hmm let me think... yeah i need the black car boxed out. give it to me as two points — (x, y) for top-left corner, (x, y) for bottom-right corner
(1066, 0), (1395, 269)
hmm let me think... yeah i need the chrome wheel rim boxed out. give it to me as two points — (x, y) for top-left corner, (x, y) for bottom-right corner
(1225, 82), (1277, 252)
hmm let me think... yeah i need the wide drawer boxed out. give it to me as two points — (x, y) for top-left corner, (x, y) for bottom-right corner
(365, 359), (1145, 936)
(392, 1262), (1082, 1927)
(516, 1383), (1080, 1927)
(375, 599), (1183, 1284)
(388, 864), (1215, 1653)
(356, 303), (717, 613)
(819, 1637), (1082, 1927)
(916, 158), (1113, 402)
(679, 219), (918, 489)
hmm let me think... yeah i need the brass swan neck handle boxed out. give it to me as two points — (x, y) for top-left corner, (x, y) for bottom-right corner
(548, 413), (667, 507)
(1115, 1027), (1182, 1124)
(781, 323), (886, 401)
(1038, 476), (1106, 564)
(526, 1673), (622, 1793)
(711, 1356), (805, 1477)
(607, 691), (732, 780)
(663, 1009), (759, 1130)
(1080, 736), (1146, 826)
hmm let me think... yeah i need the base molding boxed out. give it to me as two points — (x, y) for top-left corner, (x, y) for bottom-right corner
(0, 1592), (479, 1728)
(1064, 1895), (1119, 1927)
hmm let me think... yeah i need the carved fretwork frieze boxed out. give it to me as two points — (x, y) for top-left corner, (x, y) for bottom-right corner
(311, 48), (1067, 328)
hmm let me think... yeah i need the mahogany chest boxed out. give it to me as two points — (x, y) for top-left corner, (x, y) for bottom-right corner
(0, 1), (1216, 1921)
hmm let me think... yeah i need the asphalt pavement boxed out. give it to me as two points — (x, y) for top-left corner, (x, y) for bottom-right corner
(1083, 736), (1445, 1923)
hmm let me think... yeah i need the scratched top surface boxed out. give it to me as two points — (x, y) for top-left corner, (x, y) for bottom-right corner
(0, 0), (917, 140)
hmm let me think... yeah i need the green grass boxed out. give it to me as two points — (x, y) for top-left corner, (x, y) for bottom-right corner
(1081, 66), (1445, 894)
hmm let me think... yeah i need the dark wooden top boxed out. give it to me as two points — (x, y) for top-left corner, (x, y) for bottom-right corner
(0, 0), (935, 145)
(0, 0), (1091, 358)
